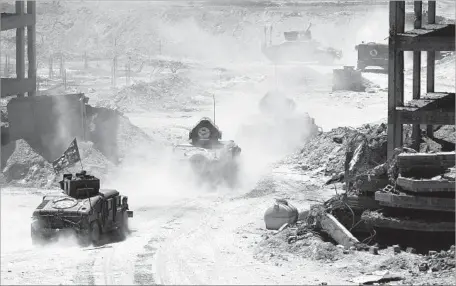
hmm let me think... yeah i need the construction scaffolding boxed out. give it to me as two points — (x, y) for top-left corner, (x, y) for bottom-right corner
(1, 0), (37, 98)
(387, 0), (455, 159)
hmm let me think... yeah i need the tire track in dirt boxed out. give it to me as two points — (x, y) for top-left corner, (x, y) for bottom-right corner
(73, 250), (96, 285)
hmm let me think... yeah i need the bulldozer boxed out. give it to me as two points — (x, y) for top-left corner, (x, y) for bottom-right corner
(173, 117), (242, 188)
(31, 171), (133, 246)
(262, 23), (342, 64)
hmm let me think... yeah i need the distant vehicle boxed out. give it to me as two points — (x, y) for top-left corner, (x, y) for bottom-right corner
(237, 91), (321, 152)
(262, 23), (343, 64)
(355, 42), (389, 72)
(355, 42), (451, 72)
(31, 171), (133, 246)
(173, 117), (242, 188)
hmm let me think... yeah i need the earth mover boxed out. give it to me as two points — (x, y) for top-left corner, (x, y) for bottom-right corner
(262, 23), (342, 64)
(173, 117), (242, 188)
(31, 171), (133, 246)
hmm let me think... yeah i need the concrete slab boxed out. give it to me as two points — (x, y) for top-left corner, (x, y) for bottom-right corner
(396, 176), (455, 193)
(375, 191), (455, 212)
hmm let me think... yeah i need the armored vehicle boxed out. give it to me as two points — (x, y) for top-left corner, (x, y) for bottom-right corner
(355, 42), (450, 72)
(173, 117), (241, 188)
(237, 91), (321, 152)
(262, 24), (342, 64)
(355, 42), (389, 72)
(31, 171), (133, 246)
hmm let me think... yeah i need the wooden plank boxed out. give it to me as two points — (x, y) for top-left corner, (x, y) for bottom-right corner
(362, 213), (455, 232)
(397, 151), (455, 169)
(387, 0), (405, 159)
(27, 1), (37, 96)
(319, 213), (360, 248)
(375, 191), (455, 212)
(396, 176), (455, 193)
(0, 13), (35, 31)
(1, 78), (36, 98)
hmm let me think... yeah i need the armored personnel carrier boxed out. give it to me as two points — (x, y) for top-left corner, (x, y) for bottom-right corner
(31, 171), (133, 246)
(262, 25), (342, 64)
(173, 117), (241, 188)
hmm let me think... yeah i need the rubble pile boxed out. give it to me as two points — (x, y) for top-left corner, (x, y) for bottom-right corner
(291, 124), (455, 178)
(2, 139), (114, 188)
(292, 123), (390, 176)
(262, 123), (455, 270)
(422, 246), (456, 272)
(255, 225), (345, 263)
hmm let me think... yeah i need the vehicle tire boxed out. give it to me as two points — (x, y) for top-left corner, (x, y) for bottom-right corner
(117, 212), (129, 240)
(89, 221), (101, 246)
(31, 228), (43, 246)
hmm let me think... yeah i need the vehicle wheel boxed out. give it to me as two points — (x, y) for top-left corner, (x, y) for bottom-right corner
(31, 228), (43, 246)
(89, 221), (101, 245)
(117, 213), (129, 240)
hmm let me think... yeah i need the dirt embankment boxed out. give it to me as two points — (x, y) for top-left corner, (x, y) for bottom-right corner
(98, 72), (213, 114)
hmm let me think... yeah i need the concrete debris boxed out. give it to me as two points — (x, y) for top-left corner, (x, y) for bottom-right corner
(369, 246), (379, 255)
(393, 245), (401, 254)
(406, 247), (416, 254)
(317, 213), (360, 249)
(350, 270), (403, 285)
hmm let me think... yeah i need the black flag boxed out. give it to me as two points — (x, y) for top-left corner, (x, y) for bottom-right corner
(52, 138), (81, 173)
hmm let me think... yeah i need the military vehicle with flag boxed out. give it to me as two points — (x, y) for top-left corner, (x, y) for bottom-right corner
(173, 117), (242, 188)
(31, 139), (133, 246)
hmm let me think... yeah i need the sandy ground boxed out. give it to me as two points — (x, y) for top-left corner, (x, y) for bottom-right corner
(2, 2), (456, 285)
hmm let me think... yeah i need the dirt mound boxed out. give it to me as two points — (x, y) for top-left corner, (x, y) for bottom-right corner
(106, 74), (212, 113)
(2, 139), (56, 188)
(86, 105), (157, 164)
(2, 139), (115, 189)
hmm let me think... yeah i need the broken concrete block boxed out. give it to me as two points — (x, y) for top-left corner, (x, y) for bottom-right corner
(429, 250), (437, 256)
(319, 213), (360, 248)
(393, 245), (401, 254)
(396, 176), (455, 193)
(374, 191), (456, 213)
(406, 247), (416, 254)
(419, 263), (429, 271)
(369, 246), (379, 255)
(343, 249), (350, 254)
(287, 236), (297, 244)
